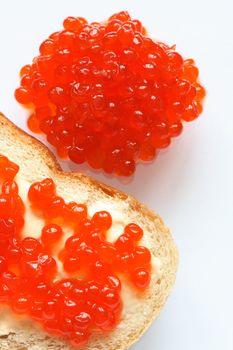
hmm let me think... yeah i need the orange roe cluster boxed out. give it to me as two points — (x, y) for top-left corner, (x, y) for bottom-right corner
(15, 11), (205, 176)
(0, 154), (152, 347)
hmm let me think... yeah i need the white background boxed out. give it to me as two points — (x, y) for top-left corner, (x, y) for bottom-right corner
(0, 1), (233, 349)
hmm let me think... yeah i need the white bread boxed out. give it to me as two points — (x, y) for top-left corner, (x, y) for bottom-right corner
(0, 112), (178, 350)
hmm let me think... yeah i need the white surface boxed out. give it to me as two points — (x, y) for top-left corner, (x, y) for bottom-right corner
(0, 1), (233, 349)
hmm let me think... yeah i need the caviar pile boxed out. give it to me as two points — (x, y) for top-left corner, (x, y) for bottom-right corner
(0, 154), (152, 346)
(15, 11), (205, 176)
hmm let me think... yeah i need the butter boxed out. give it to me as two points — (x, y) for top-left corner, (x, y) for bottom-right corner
(17, 177), (45, 239)
(15, 174), (162, 309)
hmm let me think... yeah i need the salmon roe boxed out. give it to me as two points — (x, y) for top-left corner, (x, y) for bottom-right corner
(0, 154), (152, 346)
(15, 11), (205, 176)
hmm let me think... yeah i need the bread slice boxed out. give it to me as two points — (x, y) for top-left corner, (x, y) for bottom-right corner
(0, 112), (178, 350)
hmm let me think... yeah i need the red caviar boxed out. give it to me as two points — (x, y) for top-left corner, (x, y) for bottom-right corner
(0, 153), (152, 346)
(15, 11), (205, 176)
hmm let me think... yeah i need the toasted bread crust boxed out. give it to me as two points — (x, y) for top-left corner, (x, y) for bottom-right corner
(0, 112), (178, 350)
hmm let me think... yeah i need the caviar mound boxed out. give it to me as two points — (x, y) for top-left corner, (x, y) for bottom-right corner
(15, 11), (205, 176)
(0, 154), (152, 347)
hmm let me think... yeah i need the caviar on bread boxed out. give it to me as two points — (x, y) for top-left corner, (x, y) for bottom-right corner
(0, 113), (178, 350)
(0, 154), (152, 346)
(15, 11), (205, 176)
